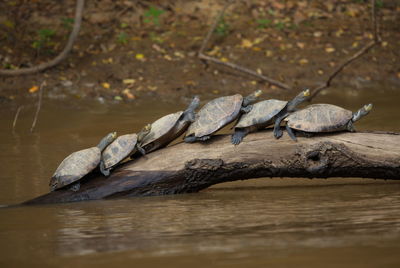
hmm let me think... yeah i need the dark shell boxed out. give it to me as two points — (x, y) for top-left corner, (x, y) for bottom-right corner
(50, 147), (100, 190)
(141, 111), (183, 147)
(187, 94), (243, 137)
(286, 104), (353, 132)
(235, 99), (287, 128)
(102, 134), (138, 169)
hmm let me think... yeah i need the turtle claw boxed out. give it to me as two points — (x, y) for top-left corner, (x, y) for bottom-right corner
(69, 182), (80, 192)
(241, 105), (253, 113)
(184, 136), (197, 143)
(274, 129), (283, 139)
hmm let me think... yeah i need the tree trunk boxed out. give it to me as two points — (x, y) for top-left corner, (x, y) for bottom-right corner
(24, 131), (400, 205)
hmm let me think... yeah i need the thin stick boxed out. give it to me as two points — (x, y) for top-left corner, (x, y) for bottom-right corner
(30, 81), (46, 133)
(0, 0), (85, 76)
(199, 53), (292, 90)
(309, 0), (381, 100)
(12, 106), (24, 131)
(198, 0), (234, 55)
(198, 0), (292, 90)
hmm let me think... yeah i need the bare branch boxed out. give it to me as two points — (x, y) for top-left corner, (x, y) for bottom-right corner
(309, 0), (381, 100)
(199, 53), (292, 90)
(0, 0), (85, 76)
(198, 0), (234, 55)
(12, 106), (24, 131)
(198, 0), (292, 90)
(30, 81), (46, 133)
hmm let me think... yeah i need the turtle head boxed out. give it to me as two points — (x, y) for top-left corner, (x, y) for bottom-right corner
(138, 124), (152, 142)
(243, 89), (262, 106)
(352, 103), (373, 122)
(286, 88), (310, 112)
(49, 177), (58, 192)
(97, 132), (117, 151)
(184, 96), (200, 122)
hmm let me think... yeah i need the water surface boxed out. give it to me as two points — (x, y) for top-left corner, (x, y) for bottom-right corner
(0, 87), (399, 267)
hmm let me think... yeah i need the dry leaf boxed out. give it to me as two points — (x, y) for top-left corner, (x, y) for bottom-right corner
(123, 79), (136, 84)
(102, 82), (110, 89)
(298, 58), (309, 65)
(29, 86), (39, 93)
(135, 54), (145, 61)
(325, 47), (335, 53)
(122, 89), (135, 99)
(241, 39), (253, 48)
(220, 57), (229, 62)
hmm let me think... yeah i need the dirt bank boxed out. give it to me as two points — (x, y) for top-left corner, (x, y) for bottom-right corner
(0, 0), (399, 104)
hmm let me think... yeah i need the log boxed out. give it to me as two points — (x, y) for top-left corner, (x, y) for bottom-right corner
(24, 131), (400, 205)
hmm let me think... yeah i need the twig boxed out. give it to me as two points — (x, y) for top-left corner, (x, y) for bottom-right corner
(0, 0), (85, 76)
(198, 0), (234, 55)
(30, 81), (46, 133)
(199, 54), (292, 90)
(309, 0), (381, 100)
(12, 106), (24, 131)
(197, 0), (292, 90)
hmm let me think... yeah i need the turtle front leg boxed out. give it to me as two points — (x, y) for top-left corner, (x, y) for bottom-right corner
(347, 120), (356, 132)
(240, 105), (253, 113)
(136, 144), (146, 156)
(231, 128), (248, 145)
(273, 115), (285, 139)
(199, 135), (210, 141)
(69, 182), (80, 192)
(100, 161), (110, 177)
(184, 135), (197, 143)
(286, 125), (297, 142)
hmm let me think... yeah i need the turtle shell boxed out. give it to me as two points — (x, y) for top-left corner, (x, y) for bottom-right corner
(235, 99), (287, 128)
(141, 111), (183, 148)
(50, 147), (100, 190)
(286, 104), (353, 132)
(102, 133), (138, 169)
(186, 94), (243, 137)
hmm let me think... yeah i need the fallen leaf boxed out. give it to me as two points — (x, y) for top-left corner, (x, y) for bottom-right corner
(135, 53), (145, 61)
(29, 86), (39, 93)
(164, 55), (172, 61)
(241, 39), (253, 48)
(265, 50), (273, 57)
(114, 96), (123, 101)
(250, 81), (257, 85)
(123, 79), (136, 84)
(122, 89), (135, 99)
(313, 31), (322, 37)
(220, 57), (229, 62)
(325, 47), (335, 53)
(381, 41), (388, 47)
(296, 42), (305, 49)
(352, 42), (359, 48)
(148, 86), (157, 91)
(298, 58), (309, 65)
(317, 70), (324, 75)
(102, 82), (110, 89)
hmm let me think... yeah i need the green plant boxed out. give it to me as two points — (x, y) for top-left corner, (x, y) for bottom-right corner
(214, 17), (230, 36)
(375, 0), (383, 8)
(144, 6), (165, 26)
(117, 32), (128, 44)
(274, 21), (285, 30)
(61, 18), (74, 30)
(257, 18), (272, 29)
(32, 29), (56, 50)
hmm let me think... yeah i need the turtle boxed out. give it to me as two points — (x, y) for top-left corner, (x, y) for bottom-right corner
(100, 124), (152, 177)
(49, 132), (117, 192)
(139, 96), (200, 154)
(184, 90), (262, 143)
(231, 89), (311, 145)
(281, 103), (373, 141)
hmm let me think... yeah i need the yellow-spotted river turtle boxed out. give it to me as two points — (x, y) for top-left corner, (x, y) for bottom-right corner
(282, 103), (373, 141)
(49, 132), (117, 191)
(232, 89), (310, 145)
(184, 90), (262, 143)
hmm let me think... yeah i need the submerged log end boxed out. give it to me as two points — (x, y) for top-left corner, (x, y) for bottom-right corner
(24, 131), (400, 205)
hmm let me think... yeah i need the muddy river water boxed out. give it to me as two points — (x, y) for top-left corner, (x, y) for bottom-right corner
(1, 87), (400, 267)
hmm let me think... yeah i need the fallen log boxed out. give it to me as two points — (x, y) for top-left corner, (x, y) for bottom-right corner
(24, 131), (400, 205)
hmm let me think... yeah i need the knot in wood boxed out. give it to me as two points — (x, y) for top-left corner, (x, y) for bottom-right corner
(185, 159), (224, 171)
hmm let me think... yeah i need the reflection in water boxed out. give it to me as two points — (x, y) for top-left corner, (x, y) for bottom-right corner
(0, 88), (400, 267)
(50, 184), (400, 259)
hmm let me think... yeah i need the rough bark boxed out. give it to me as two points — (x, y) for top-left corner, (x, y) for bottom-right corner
(24, 131), (400, 205)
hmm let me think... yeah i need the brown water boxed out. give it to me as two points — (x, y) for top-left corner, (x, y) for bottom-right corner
(1, 87), (400, 267)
